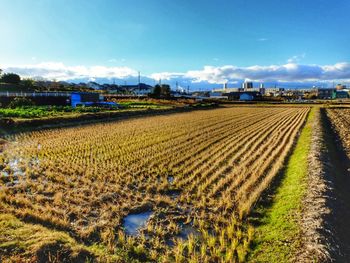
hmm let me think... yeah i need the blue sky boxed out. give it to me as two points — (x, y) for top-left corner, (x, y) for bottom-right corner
(1, 0), (350, 88)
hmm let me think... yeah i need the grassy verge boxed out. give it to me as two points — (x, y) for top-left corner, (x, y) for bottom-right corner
(0, 213), (96, 262)
(0, 213), (146, 262)
(248, 108), (315, 262)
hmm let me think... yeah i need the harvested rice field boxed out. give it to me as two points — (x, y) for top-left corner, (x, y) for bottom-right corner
(0, 106), (313, 262)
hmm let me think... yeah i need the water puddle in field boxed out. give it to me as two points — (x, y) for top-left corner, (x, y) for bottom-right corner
(7, 158), (25, 177)
(1, 171), (9, 177)
(123, 211), (153, 236)
(0, 158), (30, 187)
(167, 189), (181, 199)
(168, 176), (174, 184)
(178, 224), (200, 240)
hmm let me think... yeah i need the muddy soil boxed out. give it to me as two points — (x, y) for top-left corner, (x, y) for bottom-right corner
(322, 108), (350, 261)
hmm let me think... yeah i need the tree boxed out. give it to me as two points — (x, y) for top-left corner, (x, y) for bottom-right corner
(22, 78), (35, 89)
(160, 84), (171, 98)
(151, 84), (171, 98)
(152, 85), (162, 98)
(1, 73), (21, 84)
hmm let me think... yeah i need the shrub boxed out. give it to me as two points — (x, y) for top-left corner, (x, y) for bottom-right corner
(8, 97), (35, 108)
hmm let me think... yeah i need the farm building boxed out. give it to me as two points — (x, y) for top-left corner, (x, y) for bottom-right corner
(265, 87), (284, 97)
(239, 92), (261, 101)
(223, 91), (261, 101)
(111, 83), (154, 95)
(316, 88), (336, 99)
(223, 92), (240, 100)
(71, 92), (103, 107)
(333, 90), (349, 99)
(87, 82), (103, 90)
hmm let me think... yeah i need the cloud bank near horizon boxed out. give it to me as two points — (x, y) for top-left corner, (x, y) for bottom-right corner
(2, 62), (350, 87)
(2, 62), (139, 82)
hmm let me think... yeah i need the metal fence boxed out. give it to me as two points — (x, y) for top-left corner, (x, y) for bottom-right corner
(0, 92), (71, 97)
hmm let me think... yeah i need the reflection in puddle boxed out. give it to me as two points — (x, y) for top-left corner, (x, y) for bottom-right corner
(167, 189), (181, 200)
(7, 158), (25, 176)
(0, 157), (40, 187)
(1, 171), (9, 177)
(178, 224), (200, 240)
(167, 176), (174, 184)
(123, 211), (153, 236)
(2, 157), (39, 178)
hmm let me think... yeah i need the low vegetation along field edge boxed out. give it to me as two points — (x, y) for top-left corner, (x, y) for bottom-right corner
(248, 108), (314, 262)
(0, 213), (141, 262)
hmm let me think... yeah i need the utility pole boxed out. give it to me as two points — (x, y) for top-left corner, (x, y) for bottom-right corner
(138, 71), (141, 89)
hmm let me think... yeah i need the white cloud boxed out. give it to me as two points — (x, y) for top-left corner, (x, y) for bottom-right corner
(287, 53), (306, 63)
(153, 62), (350, 84)
(2, 62), (138, 81)
(257, 38), (268, 41)
(2, 61), (350, 86)
(149, 72), (185, 81)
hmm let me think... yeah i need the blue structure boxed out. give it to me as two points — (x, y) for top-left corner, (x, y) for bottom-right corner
(71, 92), (102, 107)
(239, 93), (254, 101)
(70, 92), (119, 108)
(224, 91), (261, 101)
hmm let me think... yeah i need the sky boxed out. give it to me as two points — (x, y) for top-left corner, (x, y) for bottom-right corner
(1, 0), (350, 89)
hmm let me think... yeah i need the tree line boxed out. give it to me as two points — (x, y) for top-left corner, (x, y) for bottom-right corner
(0, 68), (175, 98)
(0, 69), (22, 84)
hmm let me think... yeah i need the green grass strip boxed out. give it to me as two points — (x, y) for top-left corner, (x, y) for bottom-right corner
(248, 108), (315, 262)
(0, 213), (134, 262)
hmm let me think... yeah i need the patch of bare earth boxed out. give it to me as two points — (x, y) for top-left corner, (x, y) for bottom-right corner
(298, 108), (334, 262)
(321, 108), (350, 261)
